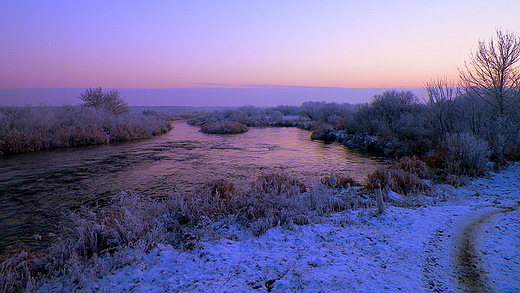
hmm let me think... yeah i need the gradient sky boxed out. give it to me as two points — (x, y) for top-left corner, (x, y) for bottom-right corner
(1, 0), (519, 91)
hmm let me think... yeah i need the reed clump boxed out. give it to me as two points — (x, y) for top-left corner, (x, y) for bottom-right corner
(321, 172), (361, 189)
(366, 168), (428, 196)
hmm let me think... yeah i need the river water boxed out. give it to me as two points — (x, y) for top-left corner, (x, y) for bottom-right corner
(0, 122), (385, 253)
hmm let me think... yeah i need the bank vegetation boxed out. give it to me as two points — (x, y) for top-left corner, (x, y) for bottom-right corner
(0, 88), (172, 156)
(1, 29), (520, 293)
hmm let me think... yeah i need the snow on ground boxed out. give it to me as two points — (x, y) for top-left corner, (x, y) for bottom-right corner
(471, 164), (520, 293)
(78, 164), (520, 293)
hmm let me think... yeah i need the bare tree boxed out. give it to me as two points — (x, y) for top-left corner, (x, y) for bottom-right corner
(459, 29), (520, 116)
(424, 76), (460, 134)
(425, 76), (458, 104)
(79, 87), (129, 115)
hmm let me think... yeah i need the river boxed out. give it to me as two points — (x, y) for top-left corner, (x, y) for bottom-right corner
(0, 121), (385, 253)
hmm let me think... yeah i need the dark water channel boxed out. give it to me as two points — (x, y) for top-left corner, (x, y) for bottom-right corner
(0, 122), (385, 253)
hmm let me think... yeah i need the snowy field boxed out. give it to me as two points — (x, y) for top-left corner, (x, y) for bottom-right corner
(40, 164), (520, 293)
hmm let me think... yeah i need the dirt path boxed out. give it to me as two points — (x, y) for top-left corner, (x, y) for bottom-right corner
(456, 206), (518, 293)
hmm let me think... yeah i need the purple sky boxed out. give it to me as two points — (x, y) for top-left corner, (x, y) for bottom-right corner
(1, 1), (518, 106)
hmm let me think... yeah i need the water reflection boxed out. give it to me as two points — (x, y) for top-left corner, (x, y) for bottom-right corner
(0, 122), (385, 253)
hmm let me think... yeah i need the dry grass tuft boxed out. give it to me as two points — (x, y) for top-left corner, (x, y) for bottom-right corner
(321, 172), (361, 189)
(251, 172), (306, 196)
(443, 173), (468, 187)
(200, 179), (237, 202)
(366, 168), (429, 195)
(389, 156), (430, 179)
(0, 248), (42, 293)
(235, 191), (310, 236)
(170, 182), (238, 221)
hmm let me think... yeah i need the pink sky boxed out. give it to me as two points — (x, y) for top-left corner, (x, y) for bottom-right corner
(1, 1), (519, 92)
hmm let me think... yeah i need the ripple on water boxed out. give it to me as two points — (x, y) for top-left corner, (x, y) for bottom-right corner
(0, 121), (386, 253)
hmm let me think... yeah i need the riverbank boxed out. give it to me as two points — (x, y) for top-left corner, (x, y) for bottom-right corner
(0, 106), (172, 156)
(0, 122), (384, 258)
(32, 163), (520, 292)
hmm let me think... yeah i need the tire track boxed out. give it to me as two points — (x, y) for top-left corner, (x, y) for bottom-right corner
(456, 206), (518, 293)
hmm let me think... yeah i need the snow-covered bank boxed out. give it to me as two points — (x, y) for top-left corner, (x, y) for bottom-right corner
(40, 164), (520, 293)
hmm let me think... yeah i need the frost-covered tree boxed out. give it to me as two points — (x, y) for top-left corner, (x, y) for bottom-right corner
(369, 90), (418, 126)
(459, 29), (520, 116)
(79, 87), (129, 115)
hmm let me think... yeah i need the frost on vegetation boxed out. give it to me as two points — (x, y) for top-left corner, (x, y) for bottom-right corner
(79, 87), (129, 115)
(187, 105), (286, 127)
(438, 133), (490, 177)
(3, 161), (510, 293)
(0, 105), (171, 155)
(0, 171), (415, 292)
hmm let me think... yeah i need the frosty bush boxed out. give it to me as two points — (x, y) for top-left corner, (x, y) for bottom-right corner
(310, 125), (339, 142)
(79, 87), (129, 115)
(0, 173), (376, 292)
(433, 133), (490, 176)
(0, 106), (171, 155)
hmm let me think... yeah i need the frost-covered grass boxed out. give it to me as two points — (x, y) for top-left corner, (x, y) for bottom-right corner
(0, 172), (379, 292)
(0, 106), (172, 155)
(2, 165), (520, 292)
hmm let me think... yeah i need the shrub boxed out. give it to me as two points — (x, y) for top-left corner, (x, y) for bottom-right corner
(200, 121), (248, 134)
(310, 126), (338, 142)
(79, 87), (129, 115)
(299, 101), (355, 126)
(431, 133), (490, 176)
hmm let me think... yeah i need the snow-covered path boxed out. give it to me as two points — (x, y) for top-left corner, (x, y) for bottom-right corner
(463, 164), (520, 293)
(56, 164), (520, 293)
